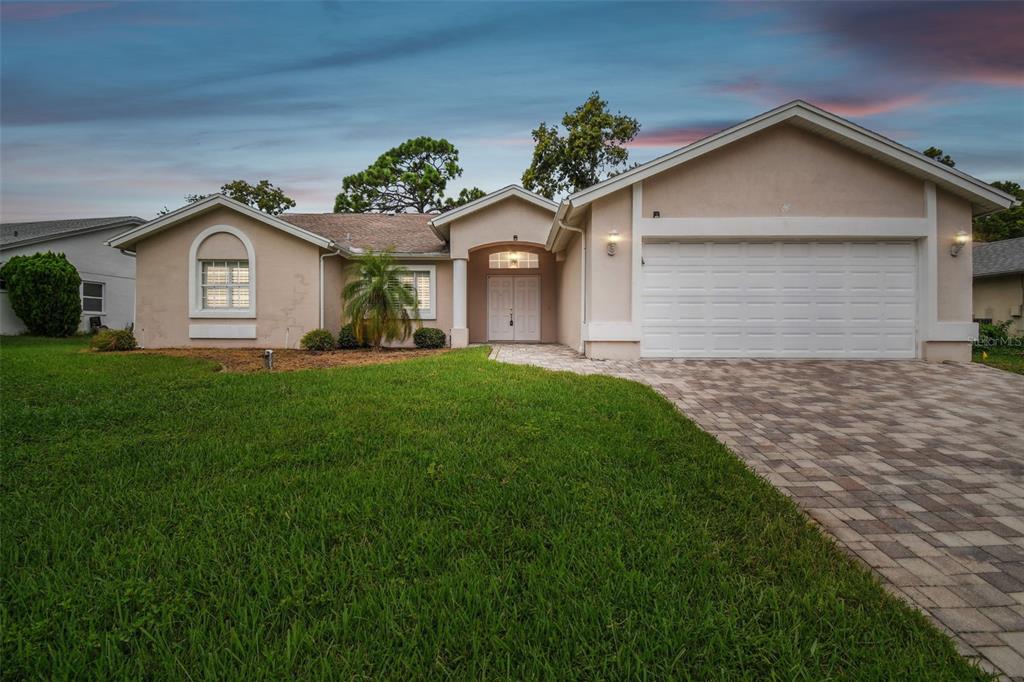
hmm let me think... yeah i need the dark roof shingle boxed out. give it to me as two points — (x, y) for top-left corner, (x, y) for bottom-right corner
(282, 213), (446, 254)
(973, 237), (1024, 277)
(1, 216), (144, 248)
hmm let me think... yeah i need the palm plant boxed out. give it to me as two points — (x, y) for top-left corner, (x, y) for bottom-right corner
(342, 249), (419, 350)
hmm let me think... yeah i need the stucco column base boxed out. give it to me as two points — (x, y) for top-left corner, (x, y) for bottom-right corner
(450, 327), (469, 348)
(585, 341), (641, 360)
(922, 341), (971, 363)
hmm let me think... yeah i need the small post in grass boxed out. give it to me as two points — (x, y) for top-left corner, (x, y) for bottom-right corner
(263, 349), (274, 370)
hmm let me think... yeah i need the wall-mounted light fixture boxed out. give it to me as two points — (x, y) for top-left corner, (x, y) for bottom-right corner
(607, 230), (620, 256)
(951, 230), (970, 257)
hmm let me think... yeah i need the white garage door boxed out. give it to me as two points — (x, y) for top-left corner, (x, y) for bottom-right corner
(641, 241), (917, 358)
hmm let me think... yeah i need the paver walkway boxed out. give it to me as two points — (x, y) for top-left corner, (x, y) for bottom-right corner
(492, 344), (1024, 678)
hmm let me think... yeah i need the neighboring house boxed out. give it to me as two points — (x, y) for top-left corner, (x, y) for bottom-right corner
(1, 216), (145, 334)
(973, 237), (1024, 335)
(108, 101), (1016, 361)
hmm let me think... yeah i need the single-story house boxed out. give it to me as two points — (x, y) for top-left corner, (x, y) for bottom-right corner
(973, 237), (1024, 335)
(108, 101), (1016, 361)
(1, 216), (145, 334)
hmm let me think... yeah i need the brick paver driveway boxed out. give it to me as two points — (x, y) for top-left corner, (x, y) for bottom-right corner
(492, 344), (1024, 678)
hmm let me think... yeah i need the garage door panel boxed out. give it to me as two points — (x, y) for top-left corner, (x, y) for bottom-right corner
(641, 240), (917, 358)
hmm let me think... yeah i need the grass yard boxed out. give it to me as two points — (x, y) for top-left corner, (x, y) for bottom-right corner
(974, 345), (1024, 375)
(1, 336), (988, 680)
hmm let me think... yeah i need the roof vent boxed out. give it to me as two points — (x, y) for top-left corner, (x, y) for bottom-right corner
(345, 232), (351, 242)
(385, 210), (396, 216)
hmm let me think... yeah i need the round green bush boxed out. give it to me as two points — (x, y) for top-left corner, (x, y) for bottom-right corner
(0, 252), (81, 336)
(91, 328), (137, 352)
(300, 328), (335, 352)
(413, 327), (446, 349)
(337, 323), (364, 349)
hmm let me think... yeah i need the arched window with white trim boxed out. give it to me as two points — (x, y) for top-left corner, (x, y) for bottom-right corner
(188, 226), (256, 318)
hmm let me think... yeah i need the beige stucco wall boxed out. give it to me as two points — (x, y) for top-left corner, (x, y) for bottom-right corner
(585, 188), (633, 324)
(467, 243), (556, 343)
(556, 232), (582, 351)
(322, 255), (346, 335)
(641, 124), (925, 218)
(935, 189), (974, 322)
(922, 341), (972, 363)
(974, 273), (1024, 335)
(449, 197), (554, 260)
(135, 206), (322, 348)
(196, 231), (248, 260)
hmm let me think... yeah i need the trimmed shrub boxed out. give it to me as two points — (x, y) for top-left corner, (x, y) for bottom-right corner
(0, 252), (81, 336)
(300, 328), (335, 352)
(975, 320), (1013, 349)
(337, 323), (364, 349)
(413, 327), (446, 349)
(91, 328), (137, 352)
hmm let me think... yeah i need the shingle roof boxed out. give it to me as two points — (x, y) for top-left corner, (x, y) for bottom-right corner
(973, 237), (1024, 277)
(1, 216), (144, 249)
(282, 213), (447, 254)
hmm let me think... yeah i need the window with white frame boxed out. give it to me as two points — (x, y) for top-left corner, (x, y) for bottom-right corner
(489, 251), (538, 269)
(200, 260), (250, 310)
(399, 267), (435, 319)
(81, 281), (105, 313)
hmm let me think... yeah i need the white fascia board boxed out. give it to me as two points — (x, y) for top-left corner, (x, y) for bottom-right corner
(564, 100), (1015, 214)
(107, 195), (335, 250)
(544, 201), (576, 252)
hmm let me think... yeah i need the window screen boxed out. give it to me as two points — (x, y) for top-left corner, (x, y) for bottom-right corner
(82, 281), (104, 313)
(201, 261), (250, 309)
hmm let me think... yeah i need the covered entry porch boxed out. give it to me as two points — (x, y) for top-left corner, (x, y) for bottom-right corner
(456, 242), (558, 344)
(427, 185), (561, 348)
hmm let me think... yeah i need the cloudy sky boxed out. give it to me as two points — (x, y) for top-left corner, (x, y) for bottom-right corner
(1, 0), (1022, 221)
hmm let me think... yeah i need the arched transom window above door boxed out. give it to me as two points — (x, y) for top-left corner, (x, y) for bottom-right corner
(488, 251), (538, 269)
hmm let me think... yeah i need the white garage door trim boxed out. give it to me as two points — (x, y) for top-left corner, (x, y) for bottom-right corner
(640, 240), (918, 359)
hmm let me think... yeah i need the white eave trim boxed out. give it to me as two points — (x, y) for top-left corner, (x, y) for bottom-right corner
(106, 194), (334, 250)
(560, 100), (1016, 216)
(428, 185), (556, 241)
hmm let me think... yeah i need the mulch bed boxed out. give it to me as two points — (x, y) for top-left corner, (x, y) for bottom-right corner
(131, 347), (449, 373)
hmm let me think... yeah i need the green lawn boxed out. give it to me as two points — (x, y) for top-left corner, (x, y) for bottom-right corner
(1, 337), (988, 680)
(974, 345), (1024, 375)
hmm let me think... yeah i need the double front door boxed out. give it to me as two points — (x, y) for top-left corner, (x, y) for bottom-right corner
(487, 275), (540, 342)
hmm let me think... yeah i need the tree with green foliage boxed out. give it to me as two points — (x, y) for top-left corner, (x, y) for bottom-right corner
(0, 252), (81, 336)
(923, 146), (956, 167)
(521, 92), (641, 199)
(922, 147), (1022, 242)
(974, 180), (1024, 242)
(334, 137), (484, 214)
(342, 250), (418, 350)
(160, 179), (296, 216)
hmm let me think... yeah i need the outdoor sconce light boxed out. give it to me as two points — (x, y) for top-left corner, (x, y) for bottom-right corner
(607, 229), (620, 256)
(951, 230), (970, 257)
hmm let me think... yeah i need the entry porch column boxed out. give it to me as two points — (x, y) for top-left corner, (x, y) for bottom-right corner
(451, 257), (469, 347)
